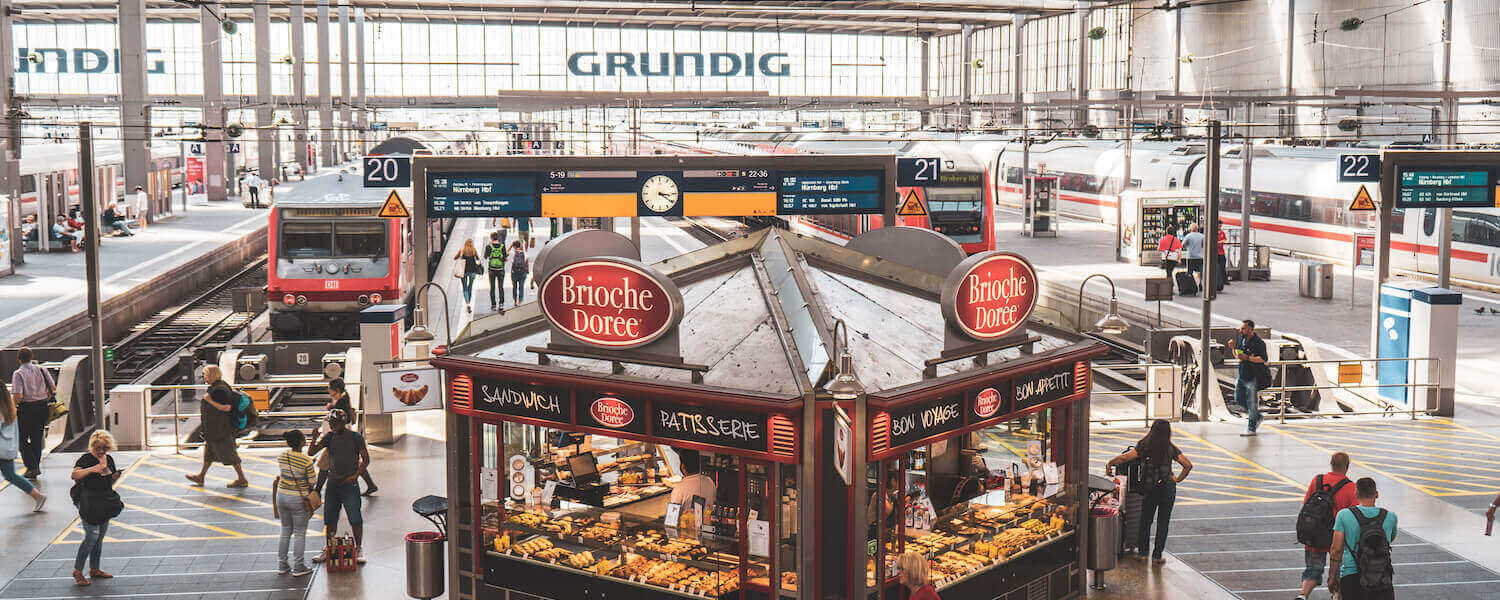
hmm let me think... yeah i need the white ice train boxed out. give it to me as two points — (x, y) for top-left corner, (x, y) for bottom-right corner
(976, 138), (1500, 285)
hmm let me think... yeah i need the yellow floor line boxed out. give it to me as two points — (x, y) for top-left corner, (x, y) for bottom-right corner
(1172, 486), (1271, 502)
(1277, 428), (1463, 501)
(1425, 419), (1500, 444)
(142, 460), (276, 492)
(1280, 432), (1500, 458)
(123, 504), (250, 538)
(116, 484), (286, 526)
(1183, 478), (1306, 497)
(126, 471), (268, 507)
(1270, 435), (1500, 469)
(51, 534), (284, 545)
(1174, 429), (1305, 488)
(1301, 455), (1500, 482)
(102, 521), (177, 539)
(158, 452), (280, 479)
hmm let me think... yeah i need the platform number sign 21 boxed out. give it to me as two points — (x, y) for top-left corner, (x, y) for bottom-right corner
(1338, 154), (1381, 183)
(363, 156), (411, 188)
(897, 157), (942, 187)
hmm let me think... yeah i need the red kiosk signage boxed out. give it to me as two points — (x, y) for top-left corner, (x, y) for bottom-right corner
(589, 396), (636, 428)
(538, 257), (684, 349)
(973, 387), (1003, 418)
(941, 251), (1039, 342)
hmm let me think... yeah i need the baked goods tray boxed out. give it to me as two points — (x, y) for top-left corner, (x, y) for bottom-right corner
(934, 529), (1075, 591)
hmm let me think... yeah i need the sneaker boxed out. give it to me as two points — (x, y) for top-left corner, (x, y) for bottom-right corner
(1239, 431), (1258, 437)
(292, 566), (314, 577)
(22, 470), (39, 480)
(312, 551), (328, 564)
(277, 565), (290, 575)
(32, 494), (46, 512)
(356, 549), (367, 565)
(1152, 557), (1166, 565)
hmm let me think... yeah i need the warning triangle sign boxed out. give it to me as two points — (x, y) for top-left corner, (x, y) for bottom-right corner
(1349, 185), (1376, 211)
(897, 189), (928, 216)
(379, 190), (411, 218)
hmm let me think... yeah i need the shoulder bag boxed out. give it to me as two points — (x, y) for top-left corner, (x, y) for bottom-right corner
(41, 371), (68, 422)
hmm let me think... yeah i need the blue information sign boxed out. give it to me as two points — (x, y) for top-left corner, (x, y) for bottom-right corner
(1395, 167), (1496, 208)
(777, 171), (883, 214)
(427, 174), (538, 217)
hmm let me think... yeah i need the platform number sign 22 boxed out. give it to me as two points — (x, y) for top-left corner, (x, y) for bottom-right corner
(363, 156), (411, 188)
(1338, 154), (1381, 183)
(897, 157), (942, 187)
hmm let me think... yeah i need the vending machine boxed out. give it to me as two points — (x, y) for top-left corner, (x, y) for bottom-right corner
(1023, 175), (1059, 237)
(1118, 190), (1203, 265)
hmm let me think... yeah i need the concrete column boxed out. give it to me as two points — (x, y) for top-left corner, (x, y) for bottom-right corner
(959, 25), (973, 128)
(339, 2), (352, 161)
(292, 4), (310, 174)
(919, 34), (931, 128)
(355, 8), (368, 154)
(254, 3), (277, 178)
(1012, 16), (1026, 124)
(0, 0), (19, 264)
(1075, 6), (1090, 127)
(317, 0), (335, 168)
(201, 7), (227, 202)
(119, 0), (151, 214)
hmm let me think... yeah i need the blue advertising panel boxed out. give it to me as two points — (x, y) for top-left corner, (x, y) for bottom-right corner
(777, 170), (883, 214)
(1377, 284), (1413, 405)
(427, 174), (538, 217)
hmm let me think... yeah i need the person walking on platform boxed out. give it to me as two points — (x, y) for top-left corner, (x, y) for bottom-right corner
(454, 238), (482, 314)
(483, 231), (509, 312)
(1106, 419), (1193, 564)
(313, 378), (376, 496)
(275, 430), (317, 577)
(134, 186), (149, 229)
(509, 240), (530, 306)
(244, 171), (263, 209)
(70, 430), (122, 587)
(1215, 225), (1230, 291)
(897, 551), (942, 600)
(10, 347), (55, 480)
(1157, 226), (1184, 289)
(1181, 223), (1206, 295)
(0, 383), (47, 511)
(186, 365), (249, 488)
(518, 217), (532, 247)
(1296, 452), (1358, 600)
(1226, 319), (1269, 437)
(313, 409), (370, 566)
(1330, 478), (1397, 600)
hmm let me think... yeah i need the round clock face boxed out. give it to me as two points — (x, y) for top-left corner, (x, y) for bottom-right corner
(640, 174), (680, 213)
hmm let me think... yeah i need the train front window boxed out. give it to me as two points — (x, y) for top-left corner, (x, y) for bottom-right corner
(280, 223), (333, 259)
(927, 188), (984, 243)
(335, 222), (386, 258)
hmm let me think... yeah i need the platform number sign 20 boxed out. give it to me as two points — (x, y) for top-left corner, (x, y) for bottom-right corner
(363, 156), (412, 188)
(897, 157), (942, 187)
(1338, 154), (1381, 183)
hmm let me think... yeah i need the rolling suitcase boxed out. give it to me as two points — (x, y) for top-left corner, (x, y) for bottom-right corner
(1175, 271), (1198, 296)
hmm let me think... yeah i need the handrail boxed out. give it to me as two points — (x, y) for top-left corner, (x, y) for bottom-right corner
(140, 382), (367, 451)
(1268, 355), (1441, 424)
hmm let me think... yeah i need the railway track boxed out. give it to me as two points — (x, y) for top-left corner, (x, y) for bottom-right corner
(108, 257), (268, 386)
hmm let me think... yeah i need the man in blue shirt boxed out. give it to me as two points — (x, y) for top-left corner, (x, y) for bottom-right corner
(1329, 478), (1396, 600)
(1180, 223), (1206, 293)
(1225, 319), (1268, 436)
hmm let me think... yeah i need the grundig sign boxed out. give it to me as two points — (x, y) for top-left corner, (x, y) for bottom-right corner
(942, 252), (1039, 342)
(567, 52), (791, 77)
(539, 257), (684, 349)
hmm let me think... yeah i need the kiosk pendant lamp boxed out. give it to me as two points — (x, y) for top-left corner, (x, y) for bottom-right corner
(825, 319), (864, 400)
(1077, 274), (1130, 335)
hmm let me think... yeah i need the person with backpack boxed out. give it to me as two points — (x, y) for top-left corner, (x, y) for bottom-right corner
(509, 240), (530, 306)
(1225, 319), (1270, 437)
(1105, 419), (1193, 563)
(185, 365), (249, 489)
(1157, 224), (1184, 289)
(483, 231), (509, 312)
(454, 238), (483, 314)
(313, 378), (376, 496)
(1329, 478), (1397, 600)
(1295, 452), (1358, 600)
(70, 430), (123, 586)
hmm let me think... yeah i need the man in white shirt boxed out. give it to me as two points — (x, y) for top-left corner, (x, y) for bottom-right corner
(669, 449), (716, 520)
(134, 186), (149, 229)
(244, 171), (263, 209)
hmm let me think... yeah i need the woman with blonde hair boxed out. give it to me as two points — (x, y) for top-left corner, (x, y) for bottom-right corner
(71, 429), (123, 586)
(454, 238), (482, 313)
(897, 551), (941, 600)
(0, 382), (46, 511)
(185, 365), (248, 488)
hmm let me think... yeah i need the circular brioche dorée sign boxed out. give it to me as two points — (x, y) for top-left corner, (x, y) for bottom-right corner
(590, 396), (635, 428)
(974, 387), (1003, 418)
(941, 251), (1038, 341)
(539, 257), (683, 349)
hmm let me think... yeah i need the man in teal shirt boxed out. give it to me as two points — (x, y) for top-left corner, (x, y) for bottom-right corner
(1329, 477), (1397, 600)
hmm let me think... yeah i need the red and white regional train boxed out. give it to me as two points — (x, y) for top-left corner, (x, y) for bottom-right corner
(16, 141), (183, 220)
(976, 138), (1500, 284)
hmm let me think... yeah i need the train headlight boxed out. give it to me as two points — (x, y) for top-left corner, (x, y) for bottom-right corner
(370, 293), (383, 304)
(295, 295), (307, 306)
(282, 294), (296, 306)
(357, 295), (370, 306)
(327, 263), (339, 274)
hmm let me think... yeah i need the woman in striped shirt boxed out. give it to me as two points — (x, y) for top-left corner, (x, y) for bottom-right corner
(275, 430), (317, 576)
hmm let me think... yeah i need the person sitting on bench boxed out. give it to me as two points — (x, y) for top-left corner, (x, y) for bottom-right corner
(51, 215), (82, 252)
(101, 203), (133, 237)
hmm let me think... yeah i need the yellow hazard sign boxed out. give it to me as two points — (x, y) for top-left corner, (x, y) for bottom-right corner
(1348, 185), (1376, 211)
(379, 190), (410, 218)
(1337, 362), (1362, 384)
(897, 189), (928, 216)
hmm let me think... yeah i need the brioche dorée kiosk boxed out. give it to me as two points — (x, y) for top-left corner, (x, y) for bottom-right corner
(438, 227), (1105, 600)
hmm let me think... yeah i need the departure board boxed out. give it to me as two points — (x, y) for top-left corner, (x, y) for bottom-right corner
(777, 170), (884, 214)
(427, 174), (538, 217)
(1396, 167), (1497, 208)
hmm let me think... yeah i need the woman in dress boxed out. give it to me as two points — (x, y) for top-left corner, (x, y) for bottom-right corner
(275, 430), (317, 577)
(897, 551), (941, 600)
(185, 365), (248, 488)
(1106, 419), (1193, 563)
(71, 430), (123, 586)
(0, 382), (46, 511)
(455, 238), (482, 313)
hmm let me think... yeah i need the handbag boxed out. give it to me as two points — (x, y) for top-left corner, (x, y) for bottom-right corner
(304, 490), (323, 512)
(272, 477), (281, 519)
(43, 374), (68, 422)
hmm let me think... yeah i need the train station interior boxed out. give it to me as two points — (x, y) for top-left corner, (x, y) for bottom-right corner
(1, 1), (1499, 600)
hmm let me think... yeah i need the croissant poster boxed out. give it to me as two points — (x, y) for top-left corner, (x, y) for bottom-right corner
(379, 365), (442, 413)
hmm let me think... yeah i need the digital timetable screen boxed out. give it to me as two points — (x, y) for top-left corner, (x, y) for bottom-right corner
(1395, 167), (1497, 209)
(777, 170), (884, 214)
(427, 174), (538, 217)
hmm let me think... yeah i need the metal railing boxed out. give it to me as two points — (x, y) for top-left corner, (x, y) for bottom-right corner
(143, 379), (365, 451)
(1088, 361), (1181, 426)
(1267, 356), (1443, 423)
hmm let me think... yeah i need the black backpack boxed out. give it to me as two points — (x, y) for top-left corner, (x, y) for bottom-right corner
(1350, 508), (1395, 591)
(1295, 475), (1349, 548)
(1128, 446), (1173, 494)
